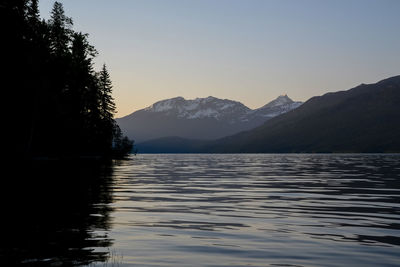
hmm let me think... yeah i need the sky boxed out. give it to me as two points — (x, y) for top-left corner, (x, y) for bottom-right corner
(39, 0), (400, 117)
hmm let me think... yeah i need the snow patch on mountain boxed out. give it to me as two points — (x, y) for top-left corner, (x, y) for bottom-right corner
(143, 95), (302, 121)
(187, 108), (219, 119)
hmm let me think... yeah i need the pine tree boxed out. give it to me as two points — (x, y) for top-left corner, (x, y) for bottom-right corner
(97, 64), (118, 154)
(70, 32), (97, 116)
(48, 1), (72, 56)
(98, 64), (116, 122)
(98, 64), (134, 157)
(66, 32), (98, 155)
(27, 0), (39, 23)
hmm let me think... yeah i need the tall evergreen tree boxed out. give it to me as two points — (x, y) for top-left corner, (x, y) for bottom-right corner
(48, 1), (72, 56)
(67, 32), (98, 155)
(98, 64), (134, 156)
(27, 0), (39, 23)
(98, 64), (116, 122)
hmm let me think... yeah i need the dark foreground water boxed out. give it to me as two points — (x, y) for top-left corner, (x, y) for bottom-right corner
(2, 154), (400, 266)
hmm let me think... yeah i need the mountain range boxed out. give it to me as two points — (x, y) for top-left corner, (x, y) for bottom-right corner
(135, 75), (400, 153)
(116, 95), (302, 143)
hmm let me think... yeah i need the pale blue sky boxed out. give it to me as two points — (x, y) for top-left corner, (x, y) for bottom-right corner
(39, 0), (400, 117)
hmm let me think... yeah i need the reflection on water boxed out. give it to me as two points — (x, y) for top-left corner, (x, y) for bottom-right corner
(110, 154), (400, 267)
(1, 160), (115, 266)
(2, 154), (400, 266)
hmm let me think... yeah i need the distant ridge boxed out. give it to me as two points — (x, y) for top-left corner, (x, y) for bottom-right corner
(206, 75), (400, 153)
(117, 95), (302, 143)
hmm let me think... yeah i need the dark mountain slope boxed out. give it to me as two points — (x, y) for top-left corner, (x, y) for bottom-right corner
(207, 75), (400, 153)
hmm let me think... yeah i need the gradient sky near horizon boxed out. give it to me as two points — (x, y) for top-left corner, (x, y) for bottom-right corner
(39, 0), (400, 117)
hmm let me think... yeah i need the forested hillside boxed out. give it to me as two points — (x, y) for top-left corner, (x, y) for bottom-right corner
(3, 0), (133, 158)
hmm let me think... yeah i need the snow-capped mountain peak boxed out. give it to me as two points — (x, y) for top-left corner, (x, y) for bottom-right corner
(253, 95), (303, 118)
(117, 95), (303, 142)
(259, 95), (293, 109)
(144, 96), (250, 120)
(145, 97), (185, 112)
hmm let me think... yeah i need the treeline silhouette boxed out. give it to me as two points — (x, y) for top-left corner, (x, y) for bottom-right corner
(3, 0), (133, 159)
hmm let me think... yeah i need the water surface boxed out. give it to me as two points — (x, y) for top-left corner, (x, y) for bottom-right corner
(104, 154), (400, 266)
(3, 154), (400, 266)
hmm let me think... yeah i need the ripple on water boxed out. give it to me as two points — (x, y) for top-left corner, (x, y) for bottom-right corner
(96, 154), (400, 266)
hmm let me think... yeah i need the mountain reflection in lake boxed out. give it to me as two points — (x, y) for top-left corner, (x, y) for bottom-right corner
(2, 154), (400, 266)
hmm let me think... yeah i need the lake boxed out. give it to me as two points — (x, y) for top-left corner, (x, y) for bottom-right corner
(2, 154), (400, 266)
